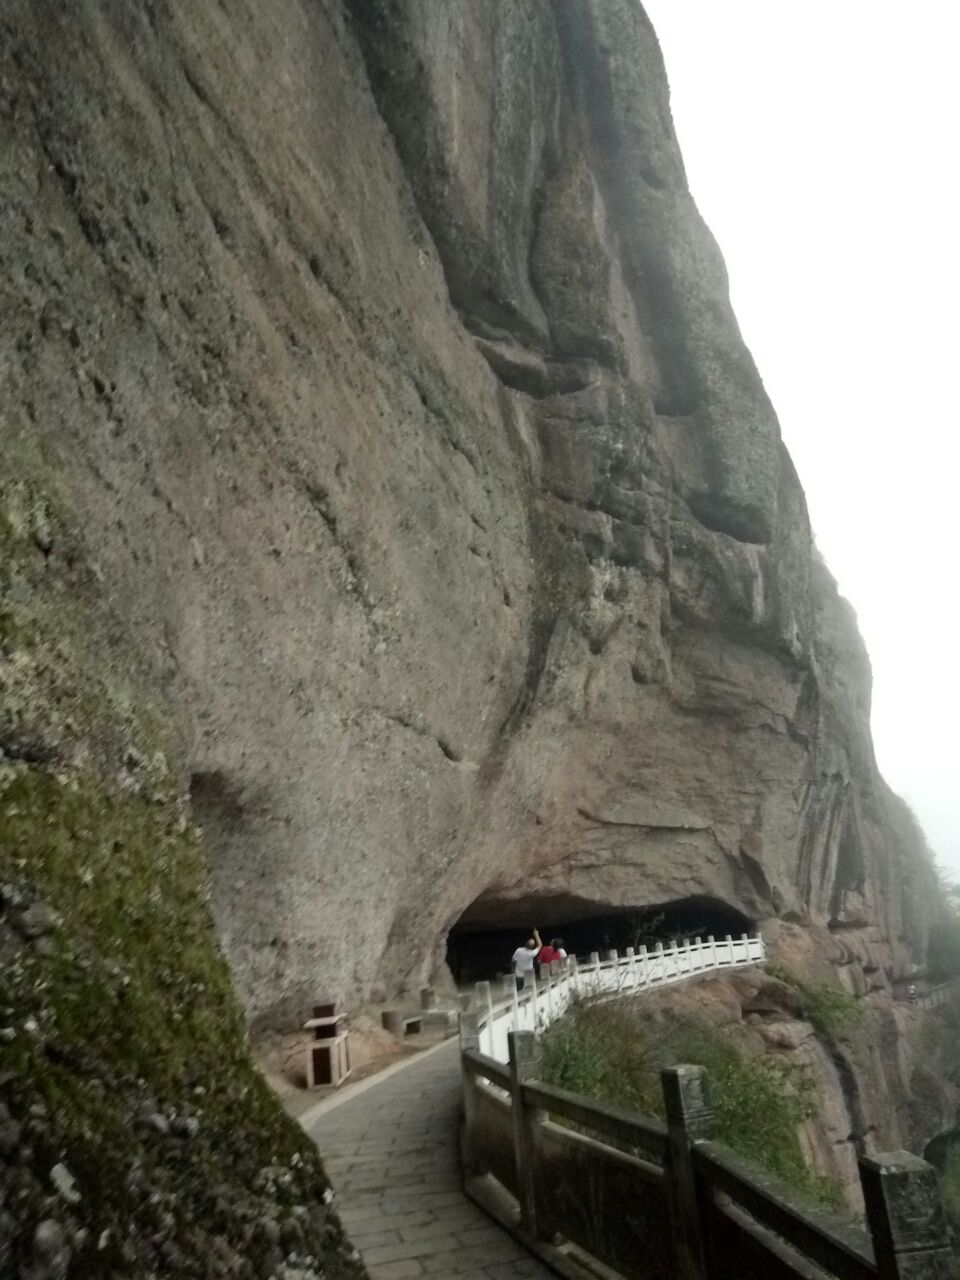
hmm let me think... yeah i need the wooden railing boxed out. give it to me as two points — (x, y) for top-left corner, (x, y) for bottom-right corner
(459, 1031), (958, 1280)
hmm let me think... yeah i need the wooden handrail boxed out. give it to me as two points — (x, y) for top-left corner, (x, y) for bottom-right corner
(461, 1049), (511, 1089)
(461, 1043), (957, 1280)
(521, 1078), (669, 1163)
(693, 1142), (876, 1280)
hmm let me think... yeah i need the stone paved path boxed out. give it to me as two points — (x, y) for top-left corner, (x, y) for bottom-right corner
(306, 1039), (554, 1280)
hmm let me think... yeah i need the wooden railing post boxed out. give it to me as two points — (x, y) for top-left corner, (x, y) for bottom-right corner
(508, 1030), (541, 1238)
(459, 1009), (480, 1051)
(661, 1065), (714, 1280)
(859, 1151), (957, 1279)
(460, 1010), (482, 1175)
(476, 980), (494, 1054)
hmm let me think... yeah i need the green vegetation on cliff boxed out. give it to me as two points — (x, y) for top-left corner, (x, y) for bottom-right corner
(763, 963), (865, 1039)
(0, 763), (363, 1278)
(539, 997), (843, 1209)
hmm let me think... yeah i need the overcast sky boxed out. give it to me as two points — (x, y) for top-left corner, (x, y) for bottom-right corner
(642, 1), (959, 874)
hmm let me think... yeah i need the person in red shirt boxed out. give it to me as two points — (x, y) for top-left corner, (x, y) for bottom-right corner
(537, 937), (567, 969)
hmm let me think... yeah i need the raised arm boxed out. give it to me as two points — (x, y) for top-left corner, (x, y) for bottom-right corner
(533, 928), (542, 947)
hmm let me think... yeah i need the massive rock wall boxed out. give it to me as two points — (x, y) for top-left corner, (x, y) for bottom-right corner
(1, 0), (937, 1041)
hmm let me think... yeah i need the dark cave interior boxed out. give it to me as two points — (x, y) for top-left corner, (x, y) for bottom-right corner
(446, 893), (754, 985)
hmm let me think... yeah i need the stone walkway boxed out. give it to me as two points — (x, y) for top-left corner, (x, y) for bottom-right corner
(305, 1039), (553, 1280)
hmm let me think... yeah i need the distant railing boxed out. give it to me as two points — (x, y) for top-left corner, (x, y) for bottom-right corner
(459, 1030), (958, 1280)
(467, 933), (766, 1064)
(915, 978), (960, 1011)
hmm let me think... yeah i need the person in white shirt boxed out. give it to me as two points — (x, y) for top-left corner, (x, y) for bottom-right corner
(511, 928), (542, 990)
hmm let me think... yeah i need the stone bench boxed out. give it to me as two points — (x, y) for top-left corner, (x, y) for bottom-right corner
(380, 1009), (423, 1037)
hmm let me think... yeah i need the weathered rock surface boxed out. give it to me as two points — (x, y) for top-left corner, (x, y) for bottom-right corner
(637, 971), (960, 1212)
(0, 0), (939, 1036)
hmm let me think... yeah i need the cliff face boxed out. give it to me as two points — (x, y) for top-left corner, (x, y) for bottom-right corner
(630, 971), (960, 1214)
(0, 0), (937, 1040)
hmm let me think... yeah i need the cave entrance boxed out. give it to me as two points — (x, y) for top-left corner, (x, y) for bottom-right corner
(445, 892), (754, 985)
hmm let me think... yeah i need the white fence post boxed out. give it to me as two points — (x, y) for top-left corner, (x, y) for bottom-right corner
(724, 934), (733, 964)
(544, 964), (554, 1023)
(589, 952), (601, 997)
(607, 949), (619, 992)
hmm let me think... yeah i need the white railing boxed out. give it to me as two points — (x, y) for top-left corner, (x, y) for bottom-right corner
(914, 978), (960, 1010)
(465, 932), (766, 1064)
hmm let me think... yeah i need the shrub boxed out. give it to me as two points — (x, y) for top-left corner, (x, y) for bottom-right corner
(764, 962), (864, 1038)
(538, 998), (843, 1210)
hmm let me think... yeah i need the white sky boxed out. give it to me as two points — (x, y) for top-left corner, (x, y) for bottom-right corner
(642, 1), (959, 873)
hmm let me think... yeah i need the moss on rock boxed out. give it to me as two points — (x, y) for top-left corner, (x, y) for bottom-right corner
(0, 763), (364, 1278)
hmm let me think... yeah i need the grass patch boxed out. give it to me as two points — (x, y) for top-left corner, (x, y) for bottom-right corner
(539, 998), (843, 1210)
(765, 962), (864, 1038)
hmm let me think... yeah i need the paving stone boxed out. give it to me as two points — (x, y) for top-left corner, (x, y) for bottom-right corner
(372, 1210), (442, 1233)
(455, 1224), (514, 1248)
(380, 1191), (467, 1215)
(339, 1202), (396, 1227)
(399, 1208), (481, 1239)
(363, 1234), (461, 1266)
(422, 1247), (524, 1274)
(484, 1261), (553, 1279)
(352, 1228), (403, 1251)
(370, 1260), (425, 1280)
(399, 1215), (481, 1244)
